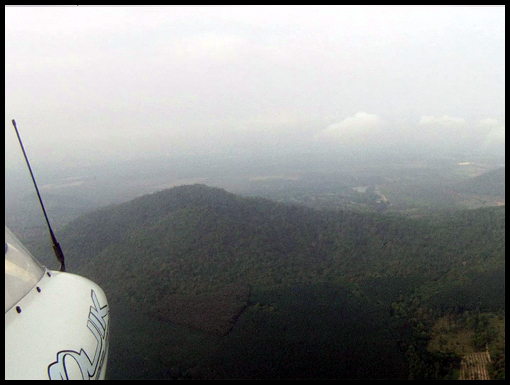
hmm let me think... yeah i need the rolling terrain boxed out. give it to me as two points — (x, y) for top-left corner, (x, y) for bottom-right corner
(24, 183), (505, 379)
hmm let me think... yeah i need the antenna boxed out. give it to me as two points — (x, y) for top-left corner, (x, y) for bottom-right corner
(11, 119), (66, 272)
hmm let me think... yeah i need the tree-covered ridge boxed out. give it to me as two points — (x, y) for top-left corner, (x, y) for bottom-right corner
(32, 184), (504, 379)
(49, 184), (504, 303)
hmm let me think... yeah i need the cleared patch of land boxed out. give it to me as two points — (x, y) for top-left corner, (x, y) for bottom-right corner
(460, 351), (491, 380)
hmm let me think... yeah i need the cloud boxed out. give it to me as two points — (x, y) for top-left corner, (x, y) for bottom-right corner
(478, 117), (500, 128)
(314, 112), (383, 143)
(480, 119), (505, 156)
(413, 115), (505, 158)
(311, 112), (395, 160)
(414, 115), (468, 153)
(419, 115), (467, 127)
(484, 125), (505, 143)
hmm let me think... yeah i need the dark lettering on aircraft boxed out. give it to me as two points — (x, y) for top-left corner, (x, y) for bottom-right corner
(47, 290), (109, 380)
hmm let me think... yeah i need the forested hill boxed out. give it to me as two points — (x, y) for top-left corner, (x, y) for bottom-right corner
(30, 184), (504, 379)
(36, 184), (504, 310)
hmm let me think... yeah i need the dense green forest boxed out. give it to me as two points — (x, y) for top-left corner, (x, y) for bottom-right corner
(29, 184), (505, 379)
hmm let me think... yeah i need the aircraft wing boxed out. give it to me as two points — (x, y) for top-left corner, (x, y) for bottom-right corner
(5, 227), (110, 380)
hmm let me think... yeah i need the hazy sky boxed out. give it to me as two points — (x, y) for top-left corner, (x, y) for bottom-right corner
(5, 5), (505, 170)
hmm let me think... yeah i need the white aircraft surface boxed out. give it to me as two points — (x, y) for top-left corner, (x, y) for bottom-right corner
(5, 226), (110, 380)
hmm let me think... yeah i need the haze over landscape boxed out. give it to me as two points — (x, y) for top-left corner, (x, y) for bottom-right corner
(6, 6), (505, 168)
(5, 5), (505, 380)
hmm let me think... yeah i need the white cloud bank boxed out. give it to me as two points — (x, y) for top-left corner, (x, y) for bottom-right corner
(478, 118), (505, 156)
(313, 113), (504, 160)
(314, 112), (383, 144)
(419, 115), (467, 127)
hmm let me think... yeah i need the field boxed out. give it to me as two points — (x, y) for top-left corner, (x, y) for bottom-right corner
(460, 352), (491, 380)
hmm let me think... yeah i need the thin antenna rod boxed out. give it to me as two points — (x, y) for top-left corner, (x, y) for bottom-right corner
(11, 119), (66, 272)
